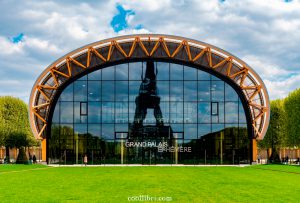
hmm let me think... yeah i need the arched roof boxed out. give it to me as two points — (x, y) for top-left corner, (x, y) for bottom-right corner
(29, 34), (270, 140)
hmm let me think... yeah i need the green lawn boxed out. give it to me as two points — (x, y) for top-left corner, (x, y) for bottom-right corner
(0, 164), (299, 202)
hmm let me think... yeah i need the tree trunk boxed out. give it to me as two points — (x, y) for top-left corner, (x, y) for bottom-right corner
(5, 146), (10, 163)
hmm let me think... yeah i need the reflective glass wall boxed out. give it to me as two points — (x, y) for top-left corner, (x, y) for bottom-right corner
(49, 61), (250, 164)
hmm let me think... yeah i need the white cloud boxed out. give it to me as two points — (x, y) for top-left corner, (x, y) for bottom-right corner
(265, 74), (300, 100)
(0, 36), (24, 55)
(0, 0), (300, 102)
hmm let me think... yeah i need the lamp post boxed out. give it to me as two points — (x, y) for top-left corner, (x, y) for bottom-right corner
(203, 139), (206, 165)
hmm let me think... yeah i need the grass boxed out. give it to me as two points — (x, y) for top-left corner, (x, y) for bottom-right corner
(0, 164), (299, 202)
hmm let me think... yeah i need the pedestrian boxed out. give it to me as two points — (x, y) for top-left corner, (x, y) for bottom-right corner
(33, 155), (37, 164)
(84, 154), (88, 166)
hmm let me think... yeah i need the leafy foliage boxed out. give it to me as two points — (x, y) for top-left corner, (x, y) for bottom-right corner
(0, 96), (36, 148)
(260, 88), (300, 153)
(284, 88), (300, 147)
(259, 100), (287, 161)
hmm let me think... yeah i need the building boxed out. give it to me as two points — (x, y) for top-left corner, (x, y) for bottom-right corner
(29, 35), (270, 165)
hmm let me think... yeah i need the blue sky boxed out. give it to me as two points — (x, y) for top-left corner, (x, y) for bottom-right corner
(0, 0), (300, 102)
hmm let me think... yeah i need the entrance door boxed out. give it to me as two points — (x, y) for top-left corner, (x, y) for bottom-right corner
(142, 147), (156, 165)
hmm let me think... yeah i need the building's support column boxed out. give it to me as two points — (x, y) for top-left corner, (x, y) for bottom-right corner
(220, 132), (223, 165)
(121, 133), (124, 164)
(42, 139), (46, 162)
(175, 135), (178, 165)
(252, 139), (257, 164)
(75, 138), (78, 164)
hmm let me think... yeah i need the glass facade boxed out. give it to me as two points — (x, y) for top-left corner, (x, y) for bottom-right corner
(49, 61), (250, 165)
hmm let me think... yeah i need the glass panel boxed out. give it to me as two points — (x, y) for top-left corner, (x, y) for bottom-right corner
(59, 124), (73, 139)
(52, 103), (60, 123)
(160, 102), (169, 124)
(184, 102), (197, 123)
(129, 102), (135, 123)
(211, 75), (221, 80)
(211, 81), (224, 101)
(211, 102), (218, 116)
(239, 100), (247, 123)
(129, 62), (143, 80)
(219, 102), (224, 123)
(115, 124), (128, 133)
(115, 102), (128, 123)
(60, 102), (73, 123)
(88, 102), (101, 123)
(198, 102), (211, 123)
(144, 109), (156, 125)
(60, 83), (73, 101)
(212, 102), (224, 124)
(74, 102), (80, 123)
(239, 124), (248, 140)
(198, 81), (210, 101)
(50, 61), (250, 165)
(184, 124), (197, 139)
(88, 69), (101, 80)
(198, 124), (211, 138)
(212, 124), (224, 133)
(170, 81), (183, 101)
(102, 81), (114, 101)
(157, 81), (169, 102)
(225, 83), (238, 102)
(157, 62), (169, 80)
(129, 81), (140, 101)
(102, 66), (115, 80)
(170, 102), (183, 123)
(88, 124), (101, 138)
(225, 102), (239, 123)
(102, 124), (114, 139)
(115, 81), (128, 101)
(198, 70), (210, 80)
(74, 124), (87, 138)
(102, 102), (114, 123)
(88, 81), (101, 101)
(170, 124), (183, 133)
(184, 81), (197, 101)
(184, 66), (197, 80)
(78, 75), (87, 80)
(170, 63), (183, 80)
(74, 81), (87, 101)
(80, 102), (87, 115)
(116, 63), (128, 80)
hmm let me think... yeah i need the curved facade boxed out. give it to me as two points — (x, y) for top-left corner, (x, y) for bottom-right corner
(29, 35), (270, 164)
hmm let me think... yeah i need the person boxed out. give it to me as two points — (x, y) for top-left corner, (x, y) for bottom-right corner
(84, 154), (88, 166)
(33, 155), (37, 164)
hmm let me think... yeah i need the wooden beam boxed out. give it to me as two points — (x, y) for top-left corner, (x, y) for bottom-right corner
(90, 47), (106, 62)
(33, 110), (46, 123)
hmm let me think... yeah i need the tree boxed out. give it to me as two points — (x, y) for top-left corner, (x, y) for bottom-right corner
(259, 99), (287, 162)
(284, 88), (300, 148)
(0, 96), (36, 163)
